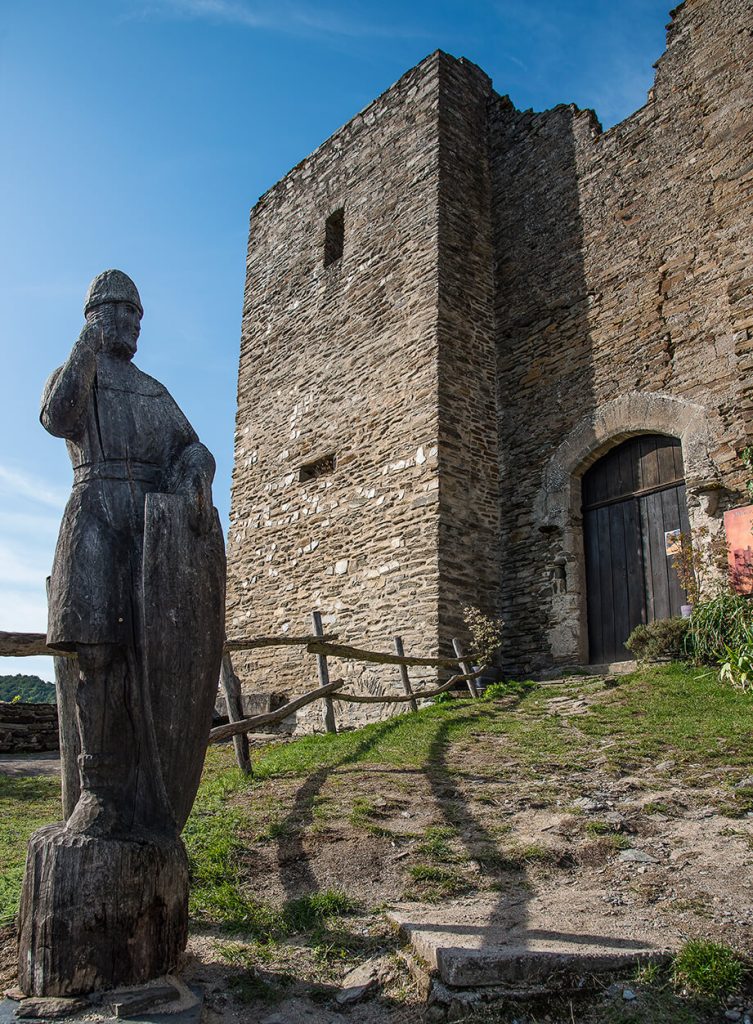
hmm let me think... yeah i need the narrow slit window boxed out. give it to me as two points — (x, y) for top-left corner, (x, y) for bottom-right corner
(324, 208), (344, 266)
(299, 453), (337, 483)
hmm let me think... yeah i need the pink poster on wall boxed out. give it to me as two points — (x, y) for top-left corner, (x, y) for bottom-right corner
(724, 505), (753, 595)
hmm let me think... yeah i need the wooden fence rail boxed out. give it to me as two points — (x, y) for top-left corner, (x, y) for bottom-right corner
(0, 631), (338, 660)
(208, 665), (485, 744)
(219, 652), (251, 774)
(393, 636), (418, 713)
(2, 621), (489, 774)
(311, 611), (337, 734)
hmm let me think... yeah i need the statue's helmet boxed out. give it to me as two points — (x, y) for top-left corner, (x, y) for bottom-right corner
(84, 269), (143, 317)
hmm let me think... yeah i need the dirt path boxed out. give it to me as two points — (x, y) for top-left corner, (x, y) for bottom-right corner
(0, 752), (60, 778)
(3, 669), (752, 1022)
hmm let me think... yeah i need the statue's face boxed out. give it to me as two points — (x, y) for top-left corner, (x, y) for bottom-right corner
(87, 301), (141, 360)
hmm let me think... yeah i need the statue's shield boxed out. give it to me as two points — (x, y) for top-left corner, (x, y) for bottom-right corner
(142, 493), (226, 831)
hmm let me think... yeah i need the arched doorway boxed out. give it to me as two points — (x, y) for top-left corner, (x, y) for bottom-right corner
(582, 434), (690, 663)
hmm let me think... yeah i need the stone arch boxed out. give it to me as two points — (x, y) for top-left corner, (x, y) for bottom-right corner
(535, 392), (720, 665)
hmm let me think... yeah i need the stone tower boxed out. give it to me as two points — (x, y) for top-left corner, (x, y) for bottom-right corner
(228, 0), (753, 725)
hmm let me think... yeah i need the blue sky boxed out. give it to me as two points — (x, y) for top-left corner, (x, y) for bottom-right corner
(1, 0), (671, 680)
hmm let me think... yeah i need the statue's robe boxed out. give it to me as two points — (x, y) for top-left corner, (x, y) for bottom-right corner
(19, 312), (226, 1000)
(41, 340), (225, 831)
(41, 347), (202, 652)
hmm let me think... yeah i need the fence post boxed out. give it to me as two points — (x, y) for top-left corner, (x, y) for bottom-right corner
(220, 651), (252, 774)
(452, 638), (480, 698)
(392, 636), (418, 712)
(311, 611), (337, 733)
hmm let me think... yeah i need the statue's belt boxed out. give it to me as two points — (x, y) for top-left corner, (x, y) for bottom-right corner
(73, 461), (162, 485)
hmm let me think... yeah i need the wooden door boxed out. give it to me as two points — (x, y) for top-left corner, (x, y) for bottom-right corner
(582, 435), (690, 664)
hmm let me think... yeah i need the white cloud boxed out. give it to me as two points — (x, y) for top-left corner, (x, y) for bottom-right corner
(0, 464), (67, 511)
(0, 510), (60, 538)
(0, 461), (61, 649)
(0, 540), (52, 590)
(135, 0), (427, 40)
(0, 586), (48, 633)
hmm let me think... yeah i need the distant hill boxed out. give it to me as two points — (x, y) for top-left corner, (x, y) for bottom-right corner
(0, 674), (56, 704)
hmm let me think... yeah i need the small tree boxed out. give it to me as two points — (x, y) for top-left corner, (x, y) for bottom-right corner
(463, 606), (504, 665)
(671, 526), (729, 605)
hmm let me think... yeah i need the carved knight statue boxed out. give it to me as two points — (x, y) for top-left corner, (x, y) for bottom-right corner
(18, 270), (225, 996)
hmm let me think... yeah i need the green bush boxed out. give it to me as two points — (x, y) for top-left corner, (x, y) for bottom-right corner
(671, 939), (745, 999)
(719, 627), (753, 692)
(625, 617), (690, 662)
(687, 593), (753, 665)
(0, 675), (56, 704)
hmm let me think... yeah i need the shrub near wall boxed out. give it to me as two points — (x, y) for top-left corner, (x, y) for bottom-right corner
(625, 618), (690, 663)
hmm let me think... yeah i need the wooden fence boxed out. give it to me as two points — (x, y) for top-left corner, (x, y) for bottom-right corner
(0, 624), (487, 775)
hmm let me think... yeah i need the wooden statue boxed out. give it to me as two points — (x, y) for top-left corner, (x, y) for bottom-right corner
(18, 270), (225, 996)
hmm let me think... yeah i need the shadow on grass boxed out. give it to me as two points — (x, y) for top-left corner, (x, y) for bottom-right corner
(274, 713), (419, 898)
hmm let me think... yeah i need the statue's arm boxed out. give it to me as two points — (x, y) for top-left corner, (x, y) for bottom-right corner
(166, 426), (217, 536)
(40, 325), (101, 439)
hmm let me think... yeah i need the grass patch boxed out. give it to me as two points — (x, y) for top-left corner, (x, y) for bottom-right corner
(643, 801), (673, 815)
(183, 745), (256, 929)
(347, 797), (396, 838)
(283, 890), (358, 932)
(0, 774), (61, 926)
(217, 943), (295, 1003)
(482, 680), (536, 701)
(254, 819), (293, 843)
(251, 701), (486, 778)
(186, 748), (358, 938)
(671, 939), (745, 999)
(498, 842), (561, 869)
(246, 663), (752, 784)
(584, 821), (631, 849)
(575, 663), (753, 772)
(404, 863), (473, 902)
(416, 825), (458, 861)
(634, 961), (664, 985)
(229, 973), (288, 1004)
(716, 785), (753, 818)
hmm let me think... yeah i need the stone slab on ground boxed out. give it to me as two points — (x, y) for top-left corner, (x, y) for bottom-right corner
(538, 662), (638, 681)
(0, 986), (202, 1024)
(12, 998), (87, 1020)
(388, 897), (673, 989)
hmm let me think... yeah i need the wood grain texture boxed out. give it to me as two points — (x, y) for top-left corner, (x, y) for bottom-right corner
(142, 494), (226, 831)
(18, 824), (188, 997)
(583, 435), (688, 662)
(220, 652), (251, 773)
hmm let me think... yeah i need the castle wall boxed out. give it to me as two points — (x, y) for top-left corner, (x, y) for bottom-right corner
(227, 55), (447, 728)
(435, 56), (501, 650)
(228, 0), (753, 718)
(492, 0), (753, 669)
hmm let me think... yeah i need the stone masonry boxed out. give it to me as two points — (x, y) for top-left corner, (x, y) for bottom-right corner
(228, 0), (753, 725)
(0, 702), (59, 754)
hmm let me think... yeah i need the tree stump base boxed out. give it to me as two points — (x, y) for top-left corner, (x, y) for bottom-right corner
(18, 824), (188, 996)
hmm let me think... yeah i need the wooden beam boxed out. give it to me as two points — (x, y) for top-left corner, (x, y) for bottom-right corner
(0, 632), (73, 658)
(224, 634), (337, 651)
(453, 638), (480, 698)
(393, 636), (418, 712)
(306, 640), (466, 668)
(312, 611), (336, 734)
(208, 667), (486, 742)
(0, 631), (336, 658)
(219, 652), (251, 774)
(208, 678), (345, 743)
(332, 666), (485, 703)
